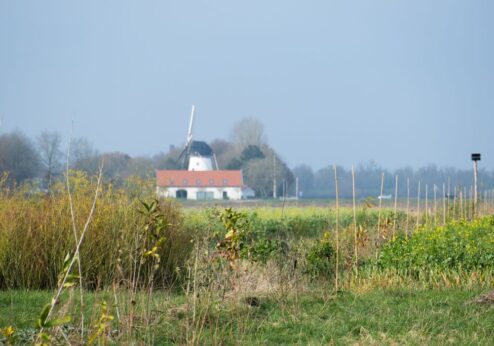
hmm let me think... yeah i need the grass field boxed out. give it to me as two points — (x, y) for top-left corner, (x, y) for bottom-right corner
(2, 288), (494, 345)
(1, 174), (493, 345)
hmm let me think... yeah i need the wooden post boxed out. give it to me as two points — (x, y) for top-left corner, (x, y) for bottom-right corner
(433, 184), (437, 227)
(273, 156), (277, 199)
(333, 165), (340, 292)
(351, 165), (358, 267)
(416, 181), (421, 229)
(378, 172), (384, 240)
(406, 177), (410, 239)
(442, 183), (446, 225)
(295, 176), (299, 200)
(453, 186), (457, 220)
(484, 190), (488, 216)
(447, 177), (451, 220)
(459, 188), (463, 220)
(474, 159), (479, 217)
(393, 175), (398, 239)
(425, 184), (428, 225)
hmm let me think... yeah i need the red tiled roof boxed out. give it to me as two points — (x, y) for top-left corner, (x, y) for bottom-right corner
(156, 170), (243, 188)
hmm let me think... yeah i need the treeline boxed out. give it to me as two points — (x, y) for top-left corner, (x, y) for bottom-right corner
(293, 162), (494, 199)
(0, 118), (293, 197)
(1, 121), (493, 199)
(0, 131), (156, 188)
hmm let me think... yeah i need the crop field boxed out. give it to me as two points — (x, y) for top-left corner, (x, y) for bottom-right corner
(1, 173), (494, 345)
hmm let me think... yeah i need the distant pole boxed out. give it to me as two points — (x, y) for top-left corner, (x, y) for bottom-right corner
(416, 181), (421, 229)
(484, 190), (488, 216)
(273, 156), (277, 199)
(425, 184), (428, 225)
(295, 176), (300, 200)
(447, 177), (451, 220)
(393, 175), (398, 239)
(405, 177), (410, 239)
(378, 172), (384, 240)
(459, 188), (464, 219)
(333, 165), (340, 292)
(433, 184), (437, 226)
(469, 186), (473, 219)
(453, 186), (457, 220)
(351, 165), (358, 266)
(472, 153), (481, 218)
(442, 183), (446, 225)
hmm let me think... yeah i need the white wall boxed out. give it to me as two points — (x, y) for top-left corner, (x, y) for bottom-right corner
(188, 156), (213, 171)
(157, 186), (242, 200)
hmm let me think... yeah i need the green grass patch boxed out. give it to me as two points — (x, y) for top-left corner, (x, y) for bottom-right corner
(2, 288), (494, 345)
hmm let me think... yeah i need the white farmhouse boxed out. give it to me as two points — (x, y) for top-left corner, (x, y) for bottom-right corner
(156, 170), (244, 200)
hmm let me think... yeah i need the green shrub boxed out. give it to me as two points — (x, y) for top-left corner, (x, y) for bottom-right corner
(378, 217), (494, 272)
(304, 232), (335, 279)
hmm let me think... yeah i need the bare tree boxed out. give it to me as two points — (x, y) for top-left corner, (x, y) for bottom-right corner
(230, 117), (267, 149)
(70, 137), (100, 174)
(37, 131), (62, 187)
(0, 131), (40, 185)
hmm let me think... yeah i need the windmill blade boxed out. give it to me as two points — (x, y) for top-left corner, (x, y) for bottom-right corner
(186, 105), (195, 145)
(177, 146), (188, 162)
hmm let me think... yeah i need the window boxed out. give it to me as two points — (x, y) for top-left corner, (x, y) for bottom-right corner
(209, 178), (215, 186)
(222, 179), (228, 186)
(182, 179), (188, 186)
(196, 179), (202, 186)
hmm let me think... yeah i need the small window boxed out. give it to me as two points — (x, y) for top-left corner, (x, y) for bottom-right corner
(169, 179), (175, 185)
(182, 179), (188, 186)
(222, 179), (228, 186)
(195, 179), (202, 186)
(209, 178), (215, 186)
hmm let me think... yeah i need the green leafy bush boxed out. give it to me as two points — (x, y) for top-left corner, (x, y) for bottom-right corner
(378, 217), (494, 272)
(304, 232), (335, 279)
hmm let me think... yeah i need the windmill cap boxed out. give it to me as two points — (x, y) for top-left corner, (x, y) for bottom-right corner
(189, 141), (213, 156)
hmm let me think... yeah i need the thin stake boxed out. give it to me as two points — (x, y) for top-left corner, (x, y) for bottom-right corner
(393, 175), (398, 239)
(442, 183), (446, 225)
(405, 177), (410, 239)
(378, 172), (384, 240)
(416, 181), (421, 229)
(484, 190), (488, 216)
(447, 177), (451, 220)
(425, 184), (428, 225)
(38, 163), (104, 343)
(333, 164), (340, 292)
(351, 165), (358, 267)
(459, 188), (463, 219)
(65, 126), (85, 340)
(433, 184), (437, 226)
(453, 186), (457, 220)
(470, 185), (473, 219)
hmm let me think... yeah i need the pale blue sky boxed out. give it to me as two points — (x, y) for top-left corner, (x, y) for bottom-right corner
(1, 0), (493, 170)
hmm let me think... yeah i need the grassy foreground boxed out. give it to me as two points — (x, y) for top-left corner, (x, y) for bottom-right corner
(1, 287), (494, 345)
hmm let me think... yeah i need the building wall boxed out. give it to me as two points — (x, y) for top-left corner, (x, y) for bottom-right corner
(157, 186), (242, 200)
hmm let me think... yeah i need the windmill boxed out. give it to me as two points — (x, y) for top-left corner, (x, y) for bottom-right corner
(177, 105), (218, 171)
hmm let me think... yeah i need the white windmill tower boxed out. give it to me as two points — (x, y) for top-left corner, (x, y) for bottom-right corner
(177, 105), (218, 171)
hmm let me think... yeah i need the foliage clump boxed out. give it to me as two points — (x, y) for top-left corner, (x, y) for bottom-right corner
(378, 217), (494, 272)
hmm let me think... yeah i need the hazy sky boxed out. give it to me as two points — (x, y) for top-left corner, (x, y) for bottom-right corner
(1, 1), (493, 170)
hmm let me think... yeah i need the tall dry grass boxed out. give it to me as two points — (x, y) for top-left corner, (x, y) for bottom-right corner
(0, 171), (195, 290)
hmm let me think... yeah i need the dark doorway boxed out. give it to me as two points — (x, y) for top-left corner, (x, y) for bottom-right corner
(176, 189), (187, 199)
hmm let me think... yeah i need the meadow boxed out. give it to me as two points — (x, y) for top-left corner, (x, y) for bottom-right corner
(1, 172), (493, 345)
